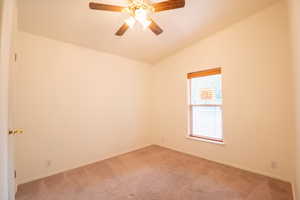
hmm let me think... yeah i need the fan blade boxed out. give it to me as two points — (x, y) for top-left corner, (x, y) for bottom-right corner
(149, 20), (163, 35)
(115, 23), (129, 36)
(89, 2), (125, 12)
(152, 0), (185, 12)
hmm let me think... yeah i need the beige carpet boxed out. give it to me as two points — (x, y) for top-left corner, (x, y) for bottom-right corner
(16, 145), (293, 200)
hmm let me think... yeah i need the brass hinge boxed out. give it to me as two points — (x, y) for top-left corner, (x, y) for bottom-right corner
(14, 170), (17, 178)
(14, 53), (17, 62)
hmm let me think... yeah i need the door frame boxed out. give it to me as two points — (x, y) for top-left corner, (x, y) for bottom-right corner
(0, 0), (16, 199)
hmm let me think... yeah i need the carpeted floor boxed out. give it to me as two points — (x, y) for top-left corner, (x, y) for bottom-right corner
(16, 145), (293, 200)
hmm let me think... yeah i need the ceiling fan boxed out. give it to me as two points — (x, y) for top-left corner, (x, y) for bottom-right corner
(89, 0), (185, 36)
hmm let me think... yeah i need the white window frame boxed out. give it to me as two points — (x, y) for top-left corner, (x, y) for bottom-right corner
(187, 68), (224, 144)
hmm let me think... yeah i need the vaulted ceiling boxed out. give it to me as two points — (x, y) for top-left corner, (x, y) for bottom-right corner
(18, 0), (279, 63)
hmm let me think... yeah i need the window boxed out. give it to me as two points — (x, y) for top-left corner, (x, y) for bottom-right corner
(187, 68), (223, 143)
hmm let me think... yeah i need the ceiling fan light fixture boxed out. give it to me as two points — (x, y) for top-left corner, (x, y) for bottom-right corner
(89, 0), (185, 36)
(135, 9), (148, 21)
(134, 8), (151, 29)
(141, 19), (151, 29)
(125, 17), (136, 28)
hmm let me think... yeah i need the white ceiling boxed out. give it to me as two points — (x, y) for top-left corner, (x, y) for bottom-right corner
(18, 0), (279, 63)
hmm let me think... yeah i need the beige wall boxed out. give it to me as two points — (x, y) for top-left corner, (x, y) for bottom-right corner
(14, 32), (152, 184)
(151, 1), (295, 182)
(289, 0), (300, 198)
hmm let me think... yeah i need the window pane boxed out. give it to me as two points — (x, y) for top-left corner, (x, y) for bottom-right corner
(190, 75), (222, 105)
(191, 106), (223, 140)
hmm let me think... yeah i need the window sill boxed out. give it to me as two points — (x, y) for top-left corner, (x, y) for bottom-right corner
(186, 136), (225, 145)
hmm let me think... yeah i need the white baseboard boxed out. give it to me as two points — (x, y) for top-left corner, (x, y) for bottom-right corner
(17, 143), (153, 185)
(17, 142), (295, 198)
(157, 143), (292, 183)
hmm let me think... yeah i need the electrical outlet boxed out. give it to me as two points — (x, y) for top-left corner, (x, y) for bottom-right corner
(271, 161), (278, 170)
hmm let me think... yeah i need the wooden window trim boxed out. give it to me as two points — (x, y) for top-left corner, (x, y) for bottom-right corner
(187, 67), (221, 79)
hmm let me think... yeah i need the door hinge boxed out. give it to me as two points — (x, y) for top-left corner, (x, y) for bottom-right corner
(14, 170), (16, 179)
(14, 53), (17, 62)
